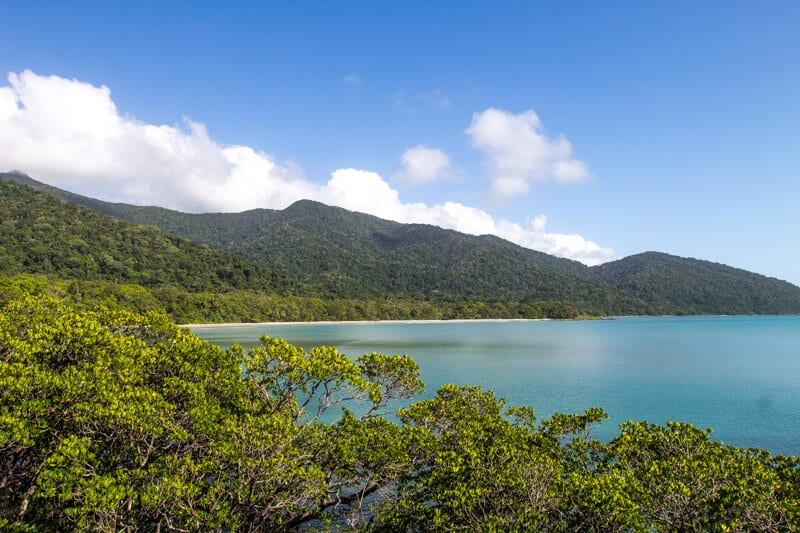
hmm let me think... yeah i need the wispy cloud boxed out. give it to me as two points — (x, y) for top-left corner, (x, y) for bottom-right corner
(393, 89), (415, 114)
(393, 88), (452, 114)
(465, 108), (589, 201)
(417, 89), (452, 110)
(343, 73), (362, 85)
(0, 71), (614, 265)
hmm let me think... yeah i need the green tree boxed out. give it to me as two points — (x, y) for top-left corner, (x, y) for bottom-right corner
(378, 384), (608, 531)
(602, 421), (799, 532)
(0, 296), (423, 531)
(1, 295), (798, 532)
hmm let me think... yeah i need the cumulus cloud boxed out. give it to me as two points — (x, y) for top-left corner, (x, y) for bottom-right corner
(0, 85), (20, 120)
(466, 108), (590, 200)
(394, 145), (453, 186)
(0, 70), (614, 265)
(0, 70), (314, 212)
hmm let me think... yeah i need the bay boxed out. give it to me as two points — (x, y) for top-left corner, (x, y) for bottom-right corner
(192, 315), (800, 456)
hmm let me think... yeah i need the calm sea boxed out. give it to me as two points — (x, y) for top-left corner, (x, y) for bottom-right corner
(191, 316), (800, 456)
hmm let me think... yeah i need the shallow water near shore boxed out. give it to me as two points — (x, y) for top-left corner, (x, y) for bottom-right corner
(192, 315), (800, 456)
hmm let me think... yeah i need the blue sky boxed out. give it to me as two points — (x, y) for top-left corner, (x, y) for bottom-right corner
(1, 1), (798, 284)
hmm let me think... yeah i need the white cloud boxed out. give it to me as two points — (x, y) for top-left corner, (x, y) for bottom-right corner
(0, 70), (311, 212)
(0, 86), (20, 120)
(343, 73), (362, 85)
(319, 168), (406, 218)
(394, 145), (453, 186)
(466, 108), (590, 200)
(0, 70), (614, 265)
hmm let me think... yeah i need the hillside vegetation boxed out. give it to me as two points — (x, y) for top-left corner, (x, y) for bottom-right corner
(0, 176), (580, 322)
(4, 171), (800, 316)
(0, 178), (301, 295)
(596, 252), (800, 315)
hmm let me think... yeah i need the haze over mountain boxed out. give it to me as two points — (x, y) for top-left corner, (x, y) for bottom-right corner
(4, 171), (799, 316)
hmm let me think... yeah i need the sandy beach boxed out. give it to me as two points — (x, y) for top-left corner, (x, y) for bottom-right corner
(182, 318), (551, 328)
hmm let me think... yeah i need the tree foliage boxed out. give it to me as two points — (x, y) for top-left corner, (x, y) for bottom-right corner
(7, 172), (800, 316)
(0, 275), (581, 324)
(0, 178), (303, 295)
(595, 252), (800, 315)
(1, 296), (798, 531)
(0, 296), (423, 531)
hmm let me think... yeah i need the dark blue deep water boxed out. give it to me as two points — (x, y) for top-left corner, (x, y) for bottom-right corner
(192, 316), (800, 456)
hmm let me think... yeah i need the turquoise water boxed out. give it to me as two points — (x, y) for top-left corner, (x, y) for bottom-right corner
(192, 316), (800, 456)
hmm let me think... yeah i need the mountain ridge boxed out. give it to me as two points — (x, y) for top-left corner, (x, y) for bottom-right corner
(3, 171), (799, 315)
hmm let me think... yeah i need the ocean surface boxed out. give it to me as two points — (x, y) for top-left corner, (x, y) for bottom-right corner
(191, 316), (800, 456)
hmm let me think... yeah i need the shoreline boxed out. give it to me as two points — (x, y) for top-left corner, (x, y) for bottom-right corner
(183, 318), (553, 329)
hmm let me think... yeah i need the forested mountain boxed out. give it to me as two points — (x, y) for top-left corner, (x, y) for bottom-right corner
(0, 174), (581, 323)
(3, 171), (800, 315)
(0, 177), (304, 295)
(595, 252), (800, 315)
